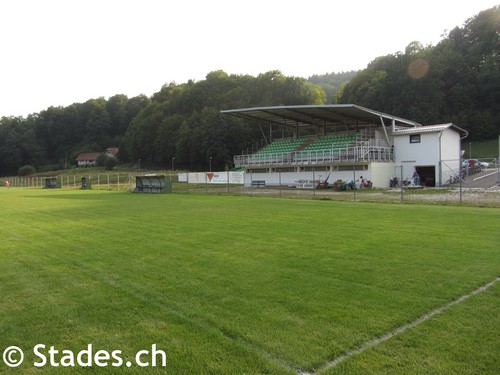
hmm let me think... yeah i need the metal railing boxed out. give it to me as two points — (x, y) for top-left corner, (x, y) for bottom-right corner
(234, 144), (394, 168)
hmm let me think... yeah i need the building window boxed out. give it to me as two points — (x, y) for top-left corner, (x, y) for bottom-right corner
(410, 134), (421, 143)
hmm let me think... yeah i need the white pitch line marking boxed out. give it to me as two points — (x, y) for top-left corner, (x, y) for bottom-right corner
(308, 277), (499, 374)
(473, 171), (497, 181)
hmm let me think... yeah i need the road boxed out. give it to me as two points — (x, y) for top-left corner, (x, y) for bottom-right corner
(461, 168), (500, 189)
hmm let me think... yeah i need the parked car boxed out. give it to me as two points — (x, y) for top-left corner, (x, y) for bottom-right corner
(462, 159), (489, 168)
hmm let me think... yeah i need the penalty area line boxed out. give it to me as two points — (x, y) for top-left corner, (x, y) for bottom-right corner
(309, 277), (499, 374)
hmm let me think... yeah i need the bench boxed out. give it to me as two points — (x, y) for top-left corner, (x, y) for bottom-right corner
(251, 180), (266, 188)
(134, 175), (171, 193)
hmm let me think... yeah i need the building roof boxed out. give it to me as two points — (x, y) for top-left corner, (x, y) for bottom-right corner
(221, 104), (422, 128)
(75, 152), (101, 162)
(105, 147), (119, 156)
(392, 123), (468, 138)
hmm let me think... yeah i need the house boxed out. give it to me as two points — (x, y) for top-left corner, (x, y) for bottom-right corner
(105, 147), (119, 158)
(75, 152), (101, 167)
(75, 147), (119, 167)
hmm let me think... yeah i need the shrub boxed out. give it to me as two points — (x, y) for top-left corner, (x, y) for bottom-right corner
(17, 165), (36, 176)
(103, 156), (117, 171)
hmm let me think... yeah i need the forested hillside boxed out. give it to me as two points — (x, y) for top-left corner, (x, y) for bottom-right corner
(0, 6), (498, 175)
(0, 95), (150, 175)
(0, 71), (324, 174)
(337, 6), (499, 140)
(124, 71), (324, 170)
(307, 71), (358, 102)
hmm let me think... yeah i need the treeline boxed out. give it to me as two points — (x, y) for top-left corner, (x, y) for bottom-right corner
(308, 71), (358, 102)
(124, 70), (325, 170)
(0, 6), (498, 175)
(0, 95), (150, 175)
(0, 71), (324, 174)
(336, 6), (499, 140)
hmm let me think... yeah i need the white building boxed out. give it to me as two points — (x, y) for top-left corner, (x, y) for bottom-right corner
(392, 124), (466, 186)
(222, 105), (468, 188)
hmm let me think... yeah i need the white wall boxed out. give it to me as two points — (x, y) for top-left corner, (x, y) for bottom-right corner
(245, 171), (332, 188)
(370, 162), (396, 187)
(77, 160), (96, 166)
(393, 128), (462, 186)
(439, 129), (461, 185)
(394, 132), (439, 166)
(394, 132), (438, 182)
(244, 164), (395, 188)
(179, 172), (244, 184)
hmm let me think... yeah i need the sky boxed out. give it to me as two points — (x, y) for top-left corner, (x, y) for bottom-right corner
(0, 0), (498, 118)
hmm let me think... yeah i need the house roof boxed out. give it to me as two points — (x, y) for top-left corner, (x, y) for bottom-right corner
(105, 147), (119, 156)
(75, 152), (101, 162)
(392, 123), (468, 138)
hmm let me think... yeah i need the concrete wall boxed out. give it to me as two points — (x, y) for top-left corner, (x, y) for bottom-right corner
(370, 162), (396, 187)
(244, 163), (395, 188)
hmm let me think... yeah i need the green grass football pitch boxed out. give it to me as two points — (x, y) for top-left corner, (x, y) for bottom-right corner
(0, 189), (498, 374)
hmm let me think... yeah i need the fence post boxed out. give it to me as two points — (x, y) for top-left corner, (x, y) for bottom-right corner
(313, 168), (315, 199)
(400, 165), (404, 203)
(459, 150), (463, 205)
(250, 171), (253, 196)
(279, 171), (282, 198)
(353, 168), (356, 202)
(497, 157), (499, 186)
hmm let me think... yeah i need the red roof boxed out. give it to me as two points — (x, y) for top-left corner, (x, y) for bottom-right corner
(75, 152), (101, 162)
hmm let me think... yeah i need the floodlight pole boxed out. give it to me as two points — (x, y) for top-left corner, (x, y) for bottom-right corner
(209, 157), (212, 172)
(171, 157), (175, 171)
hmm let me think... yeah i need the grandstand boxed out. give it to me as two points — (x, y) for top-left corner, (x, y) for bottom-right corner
(222, 104), (468, 188)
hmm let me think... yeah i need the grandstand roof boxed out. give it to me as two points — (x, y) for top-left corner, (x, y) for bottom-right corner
(221, 104), (422, 128)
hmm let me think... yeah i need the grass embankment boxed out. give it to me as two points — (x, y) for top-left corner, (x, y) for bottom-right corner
(463, 138), (499, 159)
(0, 189), (498, 373)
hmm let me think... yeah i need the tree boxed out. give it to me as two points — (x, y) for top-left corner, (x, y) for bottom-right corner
(103, 156), (117, 171)
(337, 6), (499, 139)
(308, 71), (359, 103)
(124, 70), (326, 170)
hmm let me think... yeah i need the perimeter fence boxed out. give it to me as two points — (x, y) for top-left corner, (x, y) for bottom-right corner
(2, 166), (499, 208)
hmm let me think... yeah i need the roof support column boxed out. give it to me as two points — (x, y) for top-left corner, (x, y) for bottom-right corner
(258, 123), (268, 145)
(380, 116), (391, 146)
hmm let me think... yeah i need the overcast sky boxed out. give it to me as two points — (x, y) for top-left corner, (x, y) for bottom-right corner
(0, 0), (498, 118)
